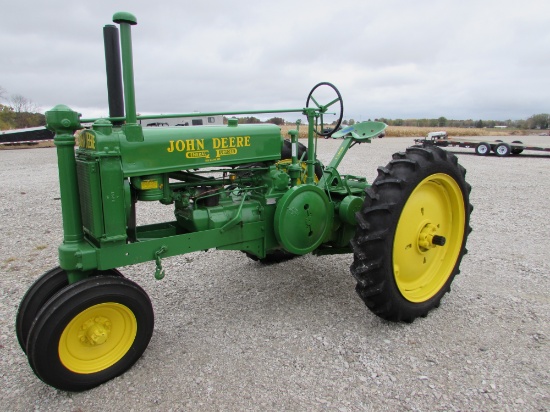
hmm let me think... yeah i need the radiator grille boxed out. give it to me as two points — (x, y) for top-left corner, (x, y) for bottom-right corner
(76, 160), (104, 239)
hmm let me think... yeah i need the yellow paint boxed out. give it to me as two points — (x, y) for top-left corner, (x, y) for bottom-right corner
(167, 139), (205, 153)
(58, 303), (137, 374)
(393, 173), (465, 303)
(141, 180), (159, 190)
(212, 136), (250, 149)
(77, 131), (96, 150)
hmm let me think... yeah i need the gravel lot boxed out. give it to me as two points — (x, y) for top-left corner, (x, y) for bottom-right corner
(1, 136), (549, 411)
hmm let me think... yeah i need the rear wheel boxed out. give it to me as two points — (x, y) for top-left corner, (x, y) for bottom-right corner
(16, 267), (122, 353)
(511, 140), (524, 155)
(495, 142), (511, 156)
(475, 142), (491, 155)
(26, 276), (153, 391)
(350, 146), (472, 322)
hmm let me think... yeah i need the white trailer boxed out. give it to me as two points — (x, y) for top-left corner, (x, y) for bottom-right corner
(140, 115), (224, 127)
(415, 135), (550, 157)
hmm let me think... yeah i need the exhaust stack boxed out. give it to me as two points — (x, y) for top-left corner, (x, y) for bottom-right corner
(103, 24), (124, 126)
(113, 11), (142, 141)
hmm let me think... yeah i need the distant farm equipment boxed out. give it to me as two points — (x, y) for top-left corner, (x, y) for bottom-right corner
(415, 134), (550, 157)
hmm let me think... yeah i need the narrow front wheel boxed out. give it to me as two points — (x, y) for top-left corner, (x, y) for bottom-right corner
(16, 267), (123, 353)
(26, 276), (153, 391)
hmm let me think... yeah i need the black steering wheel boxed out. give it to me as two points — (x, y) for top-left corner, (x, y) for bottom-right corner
(305, 82), (344, 136)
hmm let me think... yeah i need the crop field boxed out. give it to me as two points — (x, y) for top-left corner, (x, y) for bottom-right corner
(279, 124), (534, 139)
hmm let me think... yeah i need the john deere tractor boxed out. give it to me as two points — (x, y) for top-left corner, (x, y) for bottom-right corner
(16, 12), (472, 391)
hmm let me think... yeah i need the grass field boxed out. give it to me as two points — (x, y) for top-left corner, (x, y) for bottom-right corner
(279, 124), (532, 139)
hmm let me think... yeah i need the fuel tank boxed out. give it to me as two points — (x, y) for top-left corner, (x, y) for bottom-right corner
(77, 121), (283, 177)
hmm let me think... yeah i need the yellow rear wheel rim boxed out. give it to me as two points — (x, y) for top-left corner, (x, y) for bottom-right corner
(393, 173), (465, 303)
(59, 303), (137, 374)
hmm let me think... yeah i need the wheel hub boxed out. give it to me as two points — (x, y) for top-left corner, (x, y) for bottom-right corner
(393, 173), (466, 303)
(418, 223), (446, 251)
(78, 316), (112, 346)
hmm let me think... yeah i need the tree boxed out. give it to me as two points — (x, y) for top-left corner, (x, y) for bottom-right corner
(266, 117), (285, 126)
(0, 101), (45, 130)
(515, 119), (528, 129)
(527, 113), (549, 130)
(10, 94), (38, 113)
(438, 116), (447, 127)
(0, 104), (15, 130)
(348, 119), (355, 125)
(237, 116), (261, 124)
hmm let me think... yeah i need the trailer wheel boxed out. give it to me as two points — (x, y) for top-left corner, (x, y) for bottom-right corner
(511, 141), (524, 155)
(16, 267), (123, 353)
(495, 142), (511, 156)
(26, 276), (153, 391)
(350, 146), (472, 322)
(475, 142), (491, 155)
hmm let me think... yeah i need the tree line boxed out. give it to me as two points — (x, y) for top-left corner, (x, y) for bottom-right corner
(2, 84), (548, 131)
(375, 115), (549, 130)
(0, 86), (45, 130)
(228, 114), (550, 130)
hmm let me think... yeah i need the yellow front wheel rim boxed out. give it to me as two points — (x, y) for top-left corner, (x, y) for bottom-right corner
(393, 173), (465, 303)
(59, 303), (137, 374)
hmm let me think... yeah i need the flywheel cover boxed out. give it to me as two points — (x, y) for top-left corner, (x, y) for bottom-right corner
(274, 185), (332, 255)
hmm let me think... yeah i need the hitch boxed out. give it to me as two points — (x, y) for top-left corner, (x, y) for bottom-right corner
(154, 245), (168, 280)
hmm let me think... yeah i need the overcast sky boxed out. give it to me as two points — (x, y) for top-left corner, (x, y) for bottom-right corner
(2, 0), (550, 123)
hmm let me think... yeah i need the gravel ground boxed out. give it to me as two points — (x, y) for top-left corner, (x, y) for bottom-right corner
(0, 136), (549, 411)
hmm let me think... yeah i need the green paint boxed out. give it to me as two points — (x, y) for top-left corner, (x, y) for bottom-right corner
(43, 12), (377, 282)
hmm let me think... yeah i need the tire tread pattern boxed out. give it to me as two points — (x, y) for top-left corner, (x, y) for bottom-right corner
(350, 146), (473, 322)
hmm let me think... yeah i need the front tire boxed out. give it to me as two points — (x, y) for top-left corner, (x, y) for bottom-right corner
(350, 146), (472, 322)
(26, 276), (153, 391)
(16, 267), (122, 353)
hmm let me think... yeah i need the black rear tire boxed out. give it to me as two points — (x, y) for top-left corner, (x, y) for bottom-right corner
(350, 146), (472, 322)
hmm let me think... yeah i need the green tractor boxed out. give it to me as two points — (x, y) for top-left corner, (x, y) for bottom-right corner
(17, 12), (472, 391)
